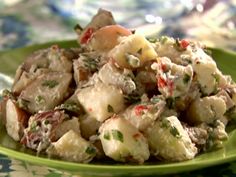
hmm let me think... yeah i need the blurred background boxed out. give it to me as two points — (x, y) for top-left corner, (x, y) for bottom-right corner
(0, 0), (236, 51)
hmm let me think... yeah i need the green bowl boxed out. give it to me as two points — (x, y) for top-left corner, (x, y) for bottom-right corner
(0, 41), (236, 177)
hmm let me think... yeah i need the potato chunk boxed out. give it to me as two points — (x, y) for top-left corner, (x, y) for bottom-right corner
(18, 72), (72, 113)
(121, 98), (165, 131)
(145, 116), (197, 161)
(98, 63), (135, 94)
(77, 82), (125, 122)
(48, 130), (96, 163)
(109, 34), (157, 69)
(55, 117), (81, 140)
(99, 116), (150, 164)
(153, 57), (193, 98)
(6, 99), (28, 141)
(186, 96), (226, 124)
(80, 114), (101, 140)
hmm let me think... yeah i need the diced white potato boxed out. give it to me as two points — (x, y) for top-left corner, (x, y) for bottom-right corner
(121, 99), (165, 131)
(6, 99), (28, 141)
(73, 59), (90, 86)
(18, 72), (72, 113)
(55, 117), (81, 140)
(155, 37), (185, 64)
(12, 69), (50, 95)
(135, 70), (156, 92)
(77, 82), (125, 122)
(154, 37), (197, 65)
(99, 116), (150, 164)
(48, 130), (96, 163)
(80, 114), (101, 140)
(216, 90), (235, 110)
(73, 52), (104, 87)
(98, 62), (136, 94)
(109, 34), (157, 69)
(48, 45), (73, 73)
(192, 58), (220, 95)
(213, 120), (228, 140)
(154, 57), (193, 98)
(145, 116), (197, 161)
(186, 96), (226, 124)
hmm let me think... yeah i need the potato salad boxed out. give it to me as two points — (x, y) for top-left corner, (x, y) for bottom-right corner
(1, 9), (236, 164)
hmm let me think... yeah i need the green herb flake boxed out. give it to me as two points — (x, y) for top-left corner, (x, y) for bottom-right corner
(74, 24), (83, 31)
(35, 95), (45, 104)
(124, 93), (141, 104)
(82, 55), (100, 71)
(58, 102), (80, 113)
(183, 74), (191, 84)
(203, 48), (212, 56)
(174, 38), (185, 52)
(17, 98), (30, 110)
(150, 97), (160, 104)
(30, 121), (38, 132)
(137, 48), (142, 55)
(160, 119), (169, 129)
(2, 89), (14, 99)
(44, 119), (49, 125)
(147, 38), (157, 43)
(42, 80), (59, 88)
(166, 97), (175, 109)
(85, 146), (96, 154)
(212, 73), (220, 83)
(125, 53), (140, 68)
(170, 126), (181, 138)
(160, 36), (168, 44)
(107, 104), (114, 113)
(112, 129), (124, 142)
(103, 131), (110, 140)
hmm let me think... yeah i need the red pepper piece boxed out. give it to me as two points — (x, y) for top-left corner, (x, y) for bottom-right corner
(134, 105), (148, 116)
(158, 76), (167, 88)
(180, 39), (189, 49)
(80, 28), (94, 44)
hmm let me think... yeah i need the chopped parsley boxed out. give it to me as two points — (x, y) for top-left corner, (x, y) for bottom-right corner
(43, 119), (49, 125)
(147, 38), (157, 43)
(183, 74), (191, 84)
(174, 38), (185, 52)
(107, 104), (114, 113)
(30, 121), (38, 132)
(42, 80), (59, 88)
(150, 97), (160, 104)
(17, 98), (30, 110)
(166, 97), (175, 109)
(170, 126), (181, 138)
(85, 146), (96, 154)
(111, 129), (124, 142)
(35, 95), (45, 104)
(82, 55), (100, 71)
(125, 53), (140, 68)
(124, 93), (141, 104)
(160, 36), (168, 44)
(160, 118), (169, 129)
(2, 89), (14, 99)
(74, 24), (83, 32)
(57, 102), (80, 113)
(137, 48), (142, 55)
(103, 131), (111, 140)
